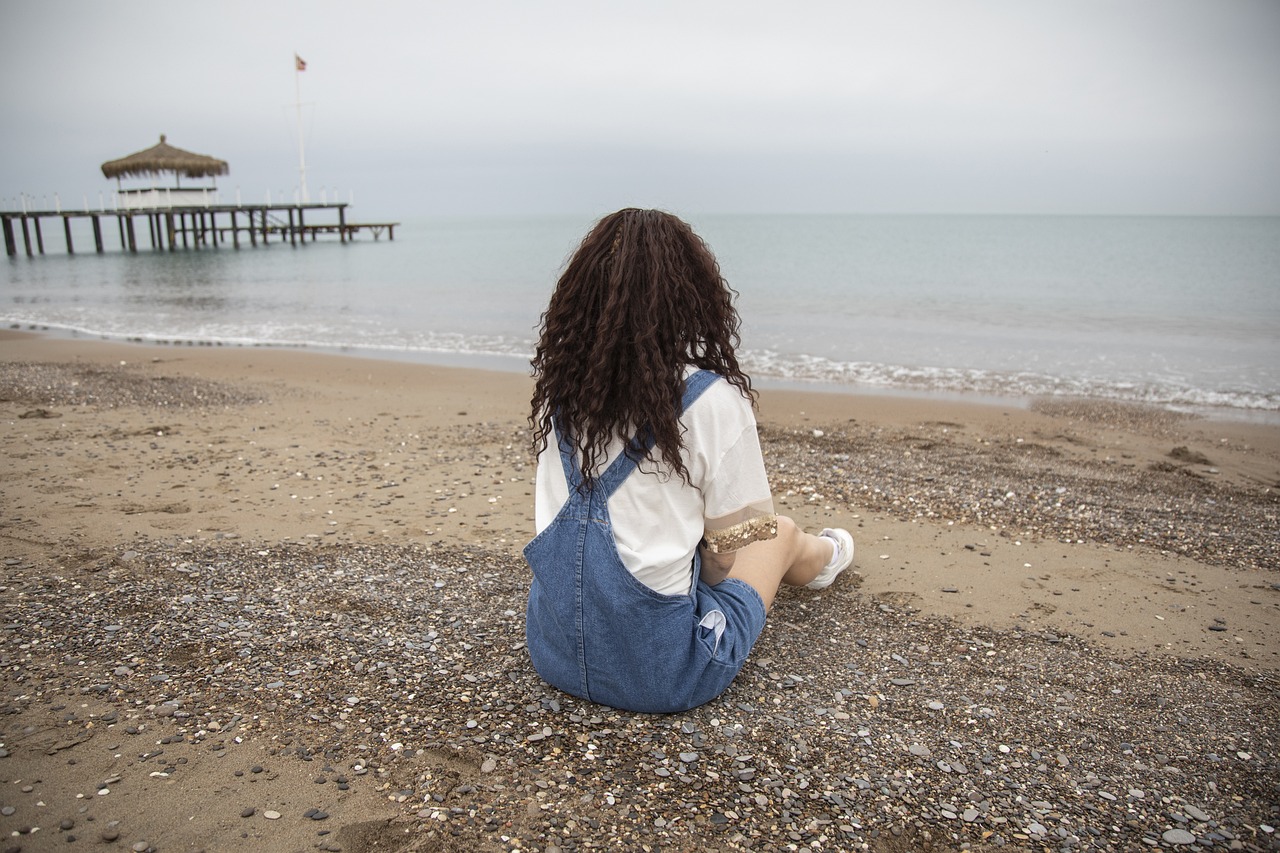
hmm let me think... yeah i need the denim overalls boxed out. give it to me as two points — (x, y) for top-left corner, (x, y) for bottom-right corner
(525, 370), (767, 714)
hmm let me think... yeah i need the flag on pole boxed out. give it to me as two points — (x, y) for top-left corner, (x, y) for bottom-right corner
(295, 54), (307, 71)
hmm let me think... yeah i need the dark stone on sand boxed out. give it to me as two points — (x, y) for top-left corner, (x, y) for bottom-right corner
(1168, 446), (1212, 465)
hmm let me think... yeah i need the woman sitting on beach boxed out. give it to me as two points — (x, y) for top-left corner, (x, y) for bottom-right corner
(525, 208), (855, 714)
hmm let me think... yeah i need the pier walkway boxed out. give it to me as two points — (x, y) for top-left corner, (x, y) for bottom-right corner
(1, 202), (398, 257)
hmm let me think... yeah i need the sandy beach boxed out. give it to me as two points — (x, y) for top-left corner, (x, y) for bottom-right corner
(2, 329), (1277, 852)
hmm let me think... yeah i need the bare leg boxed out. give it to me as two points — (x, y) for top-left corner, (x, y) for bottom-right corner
(723, 516), (835, 611)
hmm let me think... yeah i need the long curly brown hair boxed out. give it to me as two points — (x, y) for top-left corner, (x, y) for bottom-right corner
(530, 208), (755, 491)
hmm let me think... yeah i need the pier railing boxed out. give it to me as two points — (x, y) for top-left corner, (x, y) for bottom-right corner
(1, 202), (399, 257)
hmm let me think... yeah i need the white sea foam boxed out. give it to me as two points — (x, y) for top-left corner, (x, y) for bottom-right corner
(738, 348), (1280, 411)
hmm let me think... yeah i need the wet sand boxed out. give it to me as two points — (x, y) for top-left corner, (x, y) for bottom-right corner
(2, 330), (1277, 852)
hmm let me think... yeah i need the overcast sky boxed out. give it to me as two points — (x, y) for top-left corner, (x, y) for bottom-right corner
(2, 0), (1277, 218)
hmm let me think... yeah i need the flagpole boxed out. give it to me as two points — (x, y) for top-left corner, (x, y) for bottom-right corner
(294, 53), (309, 204)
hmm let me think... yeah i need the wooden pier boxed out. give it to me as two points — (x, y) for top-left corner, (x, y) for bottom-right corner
(1, 202), (398, 257)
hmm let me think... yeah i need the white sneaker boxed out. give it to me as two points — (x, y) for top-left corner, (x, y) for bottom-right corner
(806, 528), (855, 590)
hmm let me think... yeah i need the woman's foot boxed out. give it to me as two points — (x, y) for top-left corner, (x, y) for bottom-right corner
(805, 528), (855, 589)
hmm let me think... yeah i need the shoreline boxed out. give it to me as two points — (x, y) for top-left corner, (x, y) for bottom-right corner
(10, 323), (1280, 428)
(3, 329), (1278, 851)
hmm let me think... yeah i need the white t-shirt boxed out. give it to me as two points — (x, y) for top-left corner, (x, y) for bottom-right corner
(534, 369), (775, 596)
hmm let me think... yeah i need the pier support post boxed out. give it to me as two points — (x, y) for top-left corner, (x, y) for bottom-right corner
(2, 216), (15, 257)
(117, 215), (126, 251)
(92, 215), (103, 253)
(62, 215), (74, 254)
(34, 217), (45, 254)
(338, 206), (347, 243)
(230, 210), (240, 248)
(21, 216), (33, 256)
(126, 215), (137, 253)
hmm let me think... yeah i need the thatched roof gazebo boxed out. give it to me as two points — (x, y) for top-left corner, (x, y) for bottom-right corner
(102, 134), (229, 183)
(101, 135), (229, 209)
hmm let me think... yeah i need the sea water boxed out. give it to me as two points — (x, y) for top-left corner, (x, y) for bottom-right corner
(3, 213), (1277, 414)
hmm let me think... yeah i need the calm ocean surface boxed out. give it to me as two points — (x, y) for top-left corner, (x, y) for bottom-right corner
(3, 214), (1278, 415)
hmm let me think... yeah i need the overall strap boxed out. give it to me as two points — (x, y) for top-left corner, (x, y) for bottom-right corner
(594, 369), (721, 497)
